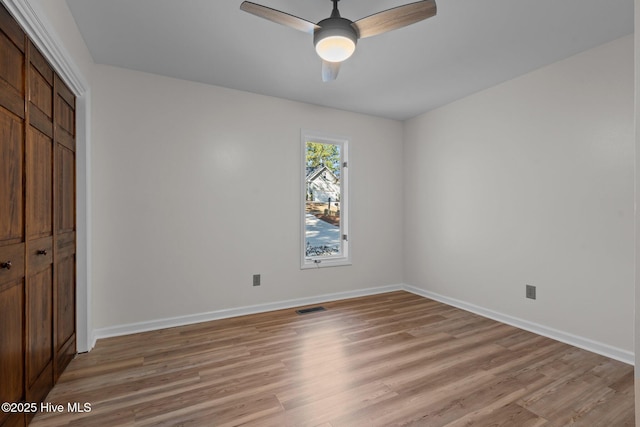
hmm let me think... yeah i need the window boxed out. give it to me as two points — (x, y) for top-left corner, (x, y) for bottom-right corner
(301, 130), (350, 269)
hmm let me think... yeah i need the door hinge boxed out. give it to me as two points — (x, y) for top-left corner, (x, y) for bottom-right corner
(343, 234), (348, 241)
(343, 161), (348, 168)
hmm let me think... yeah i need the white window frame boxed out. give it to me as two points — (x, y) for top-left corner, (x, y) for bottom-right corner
(301, 130), (350, 269)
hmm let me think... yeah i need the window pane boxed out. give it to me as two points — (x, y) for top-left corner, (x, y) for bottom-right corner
(305, 141), (341, 257)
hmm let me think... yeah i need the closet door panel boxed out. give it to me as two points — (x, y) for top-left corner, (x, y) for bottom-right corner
(0, 109), (24, 246)
(56, 253), (74, 342)
(56, 133), (75, 234)
(25, 265), (53, 402)
(28, 51), (52, 116)
(54, 76), (76, 378)
(28, 48), (53, 138)
(0, 4), (24, 54)
(55, 86), (74, 139)
(0, 279), (25, 427)
(0, 34), (22, 90)
(0, 37), (24, 117)
(24, 41), (55, 406)
(55, 252), (75, 374)
(26, 128), (53, 240)
(0, 7), (24, 120)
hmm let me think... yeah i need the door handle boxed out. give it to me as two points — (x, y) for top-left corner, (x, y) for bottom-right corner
(1, 261), (11, 270)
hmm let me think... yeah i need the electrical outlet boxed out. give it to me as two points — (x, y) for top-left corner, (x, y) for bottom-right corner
(253, 274), (261, 287)
(526, 284), (536, 300)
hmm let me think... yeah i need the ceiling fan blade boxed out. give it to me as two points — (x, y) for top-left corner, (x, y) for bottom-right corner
(240, 1), (319, 34)
(322, 60), (341, 82)
(352, 0), (436, 39)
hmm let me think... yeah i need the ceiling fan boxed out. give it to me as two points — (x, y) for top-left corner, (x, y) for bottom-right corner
(240, 0), (437, 82)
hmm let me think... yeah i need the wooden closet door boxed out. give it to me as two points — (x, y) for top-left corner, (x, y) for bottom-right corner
(1, 5), (77, 424)
(24, 42), (54, 404)
(0, 5), (26, 427)
(53, 74), (76, 379)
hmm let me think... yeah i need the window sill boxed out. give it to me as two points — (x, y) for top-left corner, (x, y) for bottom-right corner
(301, 258), (352, 269)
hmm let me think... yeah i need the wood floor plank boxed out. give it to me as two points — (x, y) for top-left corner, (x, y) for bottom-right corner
(30, 291), (634, 426)
(442, 402), (548, 427)
(281, 381), (398, 427)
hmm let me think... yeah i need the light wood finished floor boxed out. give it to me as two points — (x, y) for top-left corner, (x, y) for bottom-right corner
(31, 291), (634, 426)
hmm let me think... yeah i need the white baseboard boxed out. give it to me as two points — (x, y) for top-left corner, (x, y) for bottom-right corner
(90, 283), (633, 365)
(403, 284), (634, 366)
(91, 284), (403, 348)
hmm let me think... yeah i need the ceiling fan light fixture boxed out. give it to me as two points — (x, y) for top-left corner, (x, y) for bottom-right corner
(240, 0), (438, 81)
(314, 18), (357, 62)
(315, 35), (356, 62)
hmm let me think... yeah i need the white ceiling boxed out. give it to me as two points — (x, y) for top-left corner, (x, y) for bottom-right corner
(65, 0), (633, 121)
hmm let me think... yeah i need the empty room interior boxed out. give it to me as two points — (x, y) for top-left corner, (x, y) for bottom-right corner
(1, 0), (640, 425)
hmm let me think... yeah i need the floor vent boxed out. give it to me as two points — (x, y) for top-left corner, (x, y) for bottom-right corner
(296, 306), (326, 315)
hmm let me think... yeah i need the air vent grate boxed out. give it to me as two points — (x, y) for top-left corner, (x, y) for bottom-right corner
(296, 306), (326, 315)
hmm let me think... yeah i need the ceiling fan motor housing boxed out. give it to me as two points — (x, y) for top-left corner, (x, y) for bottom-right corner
(314, 17), (358, 62)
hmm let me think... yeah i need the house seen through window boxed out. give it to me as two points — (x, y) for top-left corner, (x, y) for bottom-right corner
(301, 131), (350, 268)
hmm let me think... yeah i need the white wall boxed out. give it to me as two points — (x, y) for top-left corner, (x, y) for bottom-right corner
(91, 65), (405, 330)
(404, 35), (635, 355)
